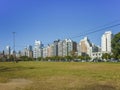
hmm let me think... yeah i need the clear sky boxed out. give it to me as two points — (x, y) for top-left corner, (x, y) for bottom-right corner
(0, 0), (120, 51)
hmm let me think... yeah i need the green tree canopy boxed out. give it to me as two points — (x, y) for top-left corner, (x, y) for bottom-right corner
(111, 32), (120, 59)
(102, 53), (111, 60)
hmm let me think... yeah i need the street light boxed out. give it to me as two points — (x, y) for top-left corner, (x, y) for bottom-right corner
(13, 32), (16, 62)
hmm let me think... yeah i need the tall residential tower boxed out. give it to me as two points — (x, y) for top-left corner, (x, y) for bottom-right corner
(101, 31), (112, 53)
(33, 40), (43, 58)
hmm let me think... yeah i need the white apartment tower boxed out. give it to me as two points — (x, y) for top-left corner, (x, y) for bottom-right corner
(33, 40), (43, 58)
(5, 45), (11, 55)
(101, 31), (112, 53)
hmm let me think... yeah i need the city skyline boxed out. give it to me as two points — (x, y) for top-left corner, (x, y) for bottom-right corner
(0, 30), (119, 52)
(0, 31), (116, 60)
(0, 0), (120, 51)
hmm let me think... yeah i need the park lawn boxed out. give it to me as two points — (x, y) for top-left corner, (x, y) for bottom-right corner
(0, 62), (120, 90)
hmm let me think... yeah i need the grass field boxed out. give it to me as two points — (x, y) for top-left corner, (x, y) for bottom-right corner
(0, 62), (120, 90)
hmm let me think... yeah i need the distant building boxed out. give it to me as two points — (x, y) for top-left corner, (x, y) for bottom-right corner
(91, 52), (102, 60)
(5, 45), (11, 56)
(43, 47), (48, 58)
(42, 39), (77, 58)
(22, 47), (27, 56)
(78, 37), (92, 56)
(53, 39), (60, 56)
(58, 39), (77, 57)
(101, 31), (113, 53)
(77, 43), (81, 56)
(27, 45), (33, 58)
(21, 45), (33, 58)
(58, 41), (63, 56)
(92, 44), (100, 52)
(90, 44), (102, 60)
(22, 45), (33, 58)
(4, 46), (11, 59)
(16, 51), (22, 58)
(49, 44), (54, 57)
(33, 40), (43, 58)
(47, 45), (51, 57)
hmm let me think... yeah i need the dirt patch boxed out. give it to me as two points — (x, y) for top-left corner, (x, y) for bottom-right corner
(0, 79), (32, 90)
(81, 84), (116, 90)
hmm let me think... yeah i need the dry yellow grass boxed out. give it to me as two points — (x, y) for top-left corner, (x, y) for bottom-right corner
(0, 62), (120, 90)
(0, 79), (32, 90)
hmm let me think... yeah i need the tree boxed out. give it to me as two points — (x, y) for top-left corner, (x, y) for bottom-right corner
(9, 55), (14, 61)
(28, 57), (33, 61)
(111, 32), (120, 59)
(20, 56), (30, 61)
(102, 53), (111, 61)
(65, 56), (73, 62)
(85, 55), (91, 60)
(117, 55), (120, 60)
(70, 50), (77, 58)
(37, 57), (43, 61)
(77, 56), (84, 60)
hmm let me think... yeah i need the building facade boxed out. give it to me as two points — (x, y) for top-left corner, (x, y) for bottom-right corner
(43, 47), (48, 58)
(58, 41), (63, 56)
(21, 45), (33, 58)
(78, 37), (92, 56)
(5, 45), (11, 59)
(101, 31), (112, 53)
(5, 45), (11, 56)
(53, 40), (60, 56)
(33, 40), (43, 58)
(59, 39), (77, 57)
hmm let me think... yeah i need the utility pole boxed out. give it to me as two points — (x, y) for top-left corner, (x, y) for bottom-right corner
(13, 32), (16, 62)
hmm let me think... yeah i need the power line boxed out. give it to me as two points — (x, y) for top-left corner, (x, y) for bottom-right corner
(70, 23), (120, 39)
(35, 22), (120, 47)
(3, 20), (120, 50)
(68, 19), (120, 39)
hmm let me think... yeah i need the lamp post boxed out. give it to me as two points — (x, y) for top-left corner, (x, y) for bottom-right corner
(13, 32), (16, 62)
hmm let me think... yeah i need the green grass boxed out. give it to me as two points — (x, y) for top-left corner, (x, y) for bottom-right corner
(0, 62), (120, 90)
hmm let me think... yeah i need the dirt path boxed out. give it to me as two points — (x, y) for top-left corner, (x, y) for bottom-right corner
(0, 79), (32, 90)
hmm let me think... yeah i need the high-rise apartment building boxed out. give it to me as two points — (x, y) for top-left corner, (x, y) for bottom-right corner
(62, 39), (68, 56)
(5, 45), (11, 56)
(5, 45), (11, 59)
(22, 45), (33, 58)
(58, 41), (63, 56)
(47, 45), (51, 57)
(101, 31), (112, 53)
(53, 40), (60, 56)
(42, 44), (54, 58)
(43, 47), (48, 58)
(60, 39), (77, 57)
(26, 45), (33, 58)
(78, 37), (92, 56)
(49, 44), (54, 57)
(33, 40), (43, 58)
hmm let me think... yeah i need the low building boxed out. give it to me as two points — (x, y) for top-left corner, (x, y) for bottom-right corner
(91, 52), (102, 60)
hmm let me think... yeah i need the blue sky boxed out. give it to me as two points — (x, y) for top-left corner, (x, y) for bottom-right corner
(0, 0), (120, 51)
